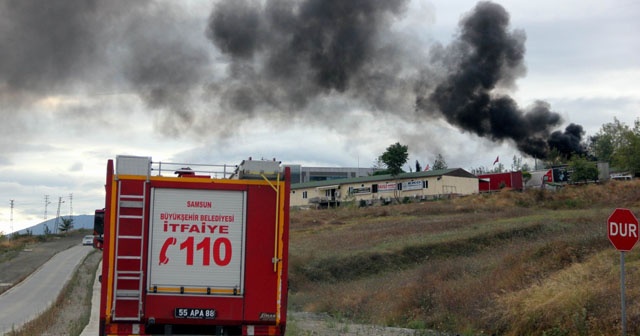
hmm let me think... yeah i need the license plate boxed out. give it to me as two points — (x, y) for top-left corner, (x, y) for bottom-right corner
(174, 308), (217, 319)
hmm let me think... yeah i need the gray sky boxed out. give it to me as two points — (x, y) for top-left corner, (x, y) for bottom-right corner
(1, 0), (638, 233)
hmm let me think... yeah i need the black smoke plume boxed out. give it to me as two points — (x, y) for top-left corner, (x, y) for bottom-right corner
(548, 123), (586, 157)
(0, 0), (585, 160)
(205, 0), (410, 114)
(416, 1), (581, 159)
(210, 0), (584, 159)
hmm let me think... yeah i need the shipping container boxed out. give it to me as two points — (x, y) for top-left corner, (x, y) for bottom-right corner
(478, 171), (524, 192)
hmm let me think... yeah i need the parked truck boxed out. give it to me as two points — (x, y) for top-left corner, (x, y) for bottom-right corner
(99, 155), (290, 336)
(93, 208), (104, 249)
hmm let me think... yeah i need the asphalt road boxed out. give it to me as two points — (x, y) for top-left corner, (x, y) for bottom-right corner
(0, 244), (91, 334)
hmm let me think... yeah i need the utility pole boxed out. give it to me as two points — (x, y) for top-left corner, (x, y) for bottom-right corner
(44, 195), (51, 220)
(44, 195), (51, 234)
(10, 199), (14, 235)
(54, 196), (64, 234)
(68, 193), (73, 217)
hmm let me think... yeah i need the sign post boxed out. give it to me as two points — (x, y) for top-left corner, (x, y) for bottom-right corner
(608, 208), (639, 336)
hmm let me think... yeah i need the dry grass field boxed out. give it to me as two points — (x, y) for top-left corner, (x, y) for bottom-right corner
(287, 180), (640, 335)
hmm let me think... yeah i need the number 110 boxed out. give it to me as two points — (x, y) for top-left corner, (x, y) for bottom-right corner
(180, 236), (232, 266)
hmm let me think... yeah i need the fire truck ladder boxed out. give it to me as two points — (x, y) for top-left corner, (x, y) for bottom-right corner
(112, 178), (147, 321)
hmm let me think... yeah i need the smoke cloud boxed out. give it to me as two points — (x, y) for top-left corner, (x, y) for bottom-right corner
(0, 1), (104, 95)
(205, 0), (412, 116)
(0, 1), (210, 136)
(416, 1), (578, 158)
(0, 0), (585, 161)
(548, 123), (587, 157)
(207, 0), (584, 159)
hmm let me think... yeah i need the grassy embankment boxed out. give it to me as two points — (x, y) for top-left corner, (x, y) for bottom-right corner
(288, 180), (640, 335)
(0, 234), (45, 262)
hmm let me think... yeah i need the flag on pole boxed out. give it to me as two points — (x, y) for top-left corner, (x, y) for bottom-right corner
(424, 164), (430, 171)
(493, 156), (499, 165)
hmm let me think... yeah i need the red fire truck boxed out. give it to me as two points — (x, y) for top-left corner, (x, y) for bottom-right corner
(99, 155), (290, 336)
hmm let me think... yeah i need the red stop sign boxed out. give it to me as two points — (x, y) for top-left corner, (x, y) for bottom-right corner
(608, 208), (639, 251)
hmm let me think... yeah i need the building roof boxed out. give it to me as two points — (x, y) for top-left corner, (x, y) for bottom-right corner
(291, 168), (478, 190)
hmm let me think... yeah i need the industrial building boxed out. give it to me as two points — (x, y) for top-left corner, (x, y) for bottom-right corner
(284, 165), (378, 184)
(290, 168), (479, 208)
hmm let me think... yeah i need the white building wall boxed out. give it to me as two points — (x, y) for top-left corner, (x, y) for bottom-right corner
(290, 174), (479, 207)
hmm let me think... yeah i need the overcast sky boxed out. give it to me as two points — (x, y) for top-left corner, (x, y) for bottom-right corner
(1, 0), (638, 233)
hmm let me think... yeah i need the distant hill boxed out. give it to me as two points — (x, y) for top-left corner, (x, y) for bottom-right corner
(16, 215), (95, 235)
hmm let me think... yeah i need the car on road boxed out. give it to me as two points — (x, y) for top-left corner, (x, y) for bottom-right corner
(82, 235), (94, 246)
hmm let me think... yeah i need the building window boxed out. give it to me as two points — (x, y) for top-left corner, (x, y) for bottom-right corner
(303, 191), (308, 199)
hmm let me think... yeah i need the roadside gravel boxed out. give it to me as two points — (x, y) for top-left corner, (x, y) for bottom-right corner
(37, 250), (101, 336)
(288, 312), (427, 336)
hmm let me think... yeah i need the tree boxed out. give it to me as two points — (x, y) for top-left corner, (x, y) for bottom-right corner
(614, 119), (640, 175)
(569, 156), (599, 183)
(511, 155), (523, 172)
(58, 217), (74, 233)
(545, 148), (567, 167)
(470, 166), (487, 175)
(371, 157), (389, 176)
(589, 117), (640, 174)
(379, 142), (409, 176)
(588, 117), (628, 163)
(491, 163), (505, 173)
(432, 153), (447, 170)
(372, 157), (386, 170)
